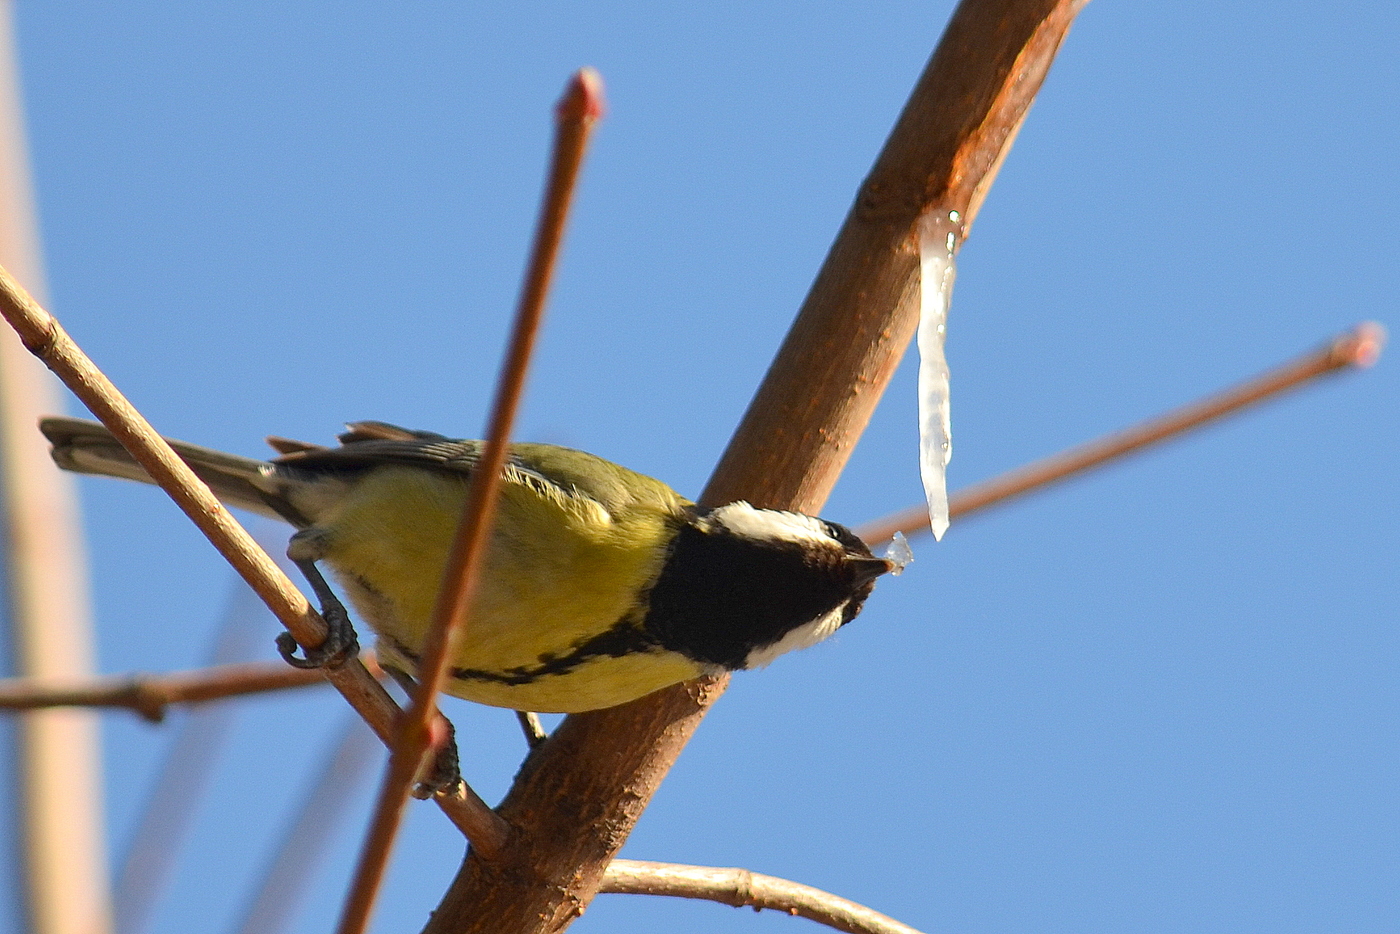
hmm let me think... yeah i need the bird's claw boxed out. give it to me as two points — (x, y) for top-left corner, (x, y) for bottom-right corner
(277, 602), (360, 670)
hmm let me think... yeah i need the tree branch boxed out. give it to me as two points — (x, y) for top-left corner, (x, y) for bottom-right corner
(0, 270), (509, 856)
(857, 321), (1388, 545)
(334, 68), (604, 934)
(425, 2), (1089, 931)
(601, 859), (925, 934)
(0, 661), (327, 722)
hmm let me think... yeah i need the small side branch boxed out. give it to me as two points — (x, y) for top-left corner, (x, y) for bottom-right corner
(857, 322), (1387, 545)
(333, 68), (604, 934)
(0, 661), (328, 722)
(602, 860), (925, 934)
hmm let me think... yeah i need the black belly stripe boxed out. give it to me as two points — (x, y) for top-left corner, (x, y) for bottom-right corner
(383, 619), (660, 687)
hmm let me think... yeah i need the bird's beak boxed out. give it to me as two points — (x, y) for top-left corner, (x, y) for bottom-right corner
(847, 555), (894, 585)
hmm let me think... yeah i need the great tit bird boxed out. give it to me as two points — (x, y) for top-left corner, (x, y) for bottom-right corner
(40, 417), (893, 713)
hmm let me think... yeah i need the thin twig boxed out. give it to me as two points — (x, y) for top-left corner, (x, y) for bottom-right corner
(855, 322), (1387, 546)
(233, 714), (384, 934)
(112, 579), (281, 934)
(426, 3), (1090, 931)
(516, 711), (548, 748)
(0, 649), (388, 721)
(601, 860), (924, 934)
(0, 271), (508, 854)
(333, 68), (604, 934)
(0, 662), (326, 722)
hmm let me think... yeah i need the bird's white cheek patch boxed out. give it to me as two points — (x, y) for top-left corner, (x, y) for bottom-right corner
(708, 502), (832, 548)
(742, 605), (846, 670)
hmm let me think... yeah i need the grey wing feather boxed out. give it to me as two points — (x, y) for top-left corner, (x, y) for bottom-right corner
(275, 425), (598, 509)
(39, 416), (311, 525)
(336, 421), (448, 444)
(273, 434), (486, 475)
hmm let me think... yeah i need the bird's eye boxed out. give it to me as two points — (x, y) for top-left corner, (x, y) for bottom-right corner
(820, 519), (875, 556)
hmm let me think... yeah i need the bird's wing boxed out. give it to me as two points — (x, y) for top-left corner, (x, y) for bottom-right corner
(273, 422), (690, 519)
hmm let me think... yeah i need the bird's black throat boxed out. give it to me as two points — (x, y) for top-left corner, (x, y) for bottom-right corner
(641, 519), (878, 670)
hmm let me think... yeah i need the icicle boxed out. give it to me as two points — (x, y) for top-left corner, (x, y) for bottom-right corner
(917, 209), (959, 541)
(883, 531), (914, 575)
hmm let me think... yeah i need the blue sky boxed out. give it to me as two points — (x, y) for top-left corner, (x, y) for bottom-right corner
(2, 3), (1397, 933)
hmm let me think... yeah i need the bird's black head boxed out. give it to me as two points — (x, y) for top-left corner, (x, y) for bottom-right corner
(642, 502), (892, 671)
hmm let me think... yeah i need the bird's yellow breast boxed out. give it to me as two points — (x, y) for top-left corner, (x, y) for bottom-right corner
(309, 464), (702, 711)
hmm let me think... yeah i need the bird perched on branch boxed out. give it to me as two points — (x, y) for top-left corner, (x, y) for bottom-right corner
(41, 417), (893, 714)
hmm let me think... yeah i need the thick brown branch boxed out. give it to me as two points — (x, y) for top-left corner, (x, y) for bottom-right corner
(425, 2), (1089, 931)
(856, 321), (1387, 546)
(0, 662), (327, 722)
(601, 860), (925, 934)
(704, 0), (1088, 513)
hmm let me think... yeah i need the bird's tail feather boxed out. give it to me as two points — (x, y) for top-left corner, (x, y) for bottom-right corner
(39, 416), (293, 522)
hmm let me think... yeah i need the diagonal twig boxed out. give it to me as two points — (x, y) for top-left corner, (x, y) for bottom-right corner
(856, 321), (1387, 546)
(0, 265), (507, 856)
(333, 67), (605, 934)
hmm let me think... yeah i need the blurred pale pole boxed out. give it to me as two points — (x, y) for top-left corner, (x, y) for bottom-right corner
(0, 3), (113, 933)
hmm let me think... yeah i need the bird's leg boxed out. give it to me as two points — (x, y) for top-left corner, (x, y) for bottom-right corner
(385, 667), (463, 799)
(277, 530), (360, 669)
(280, 530), (460, 798)
(515, 711), (548, 749)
